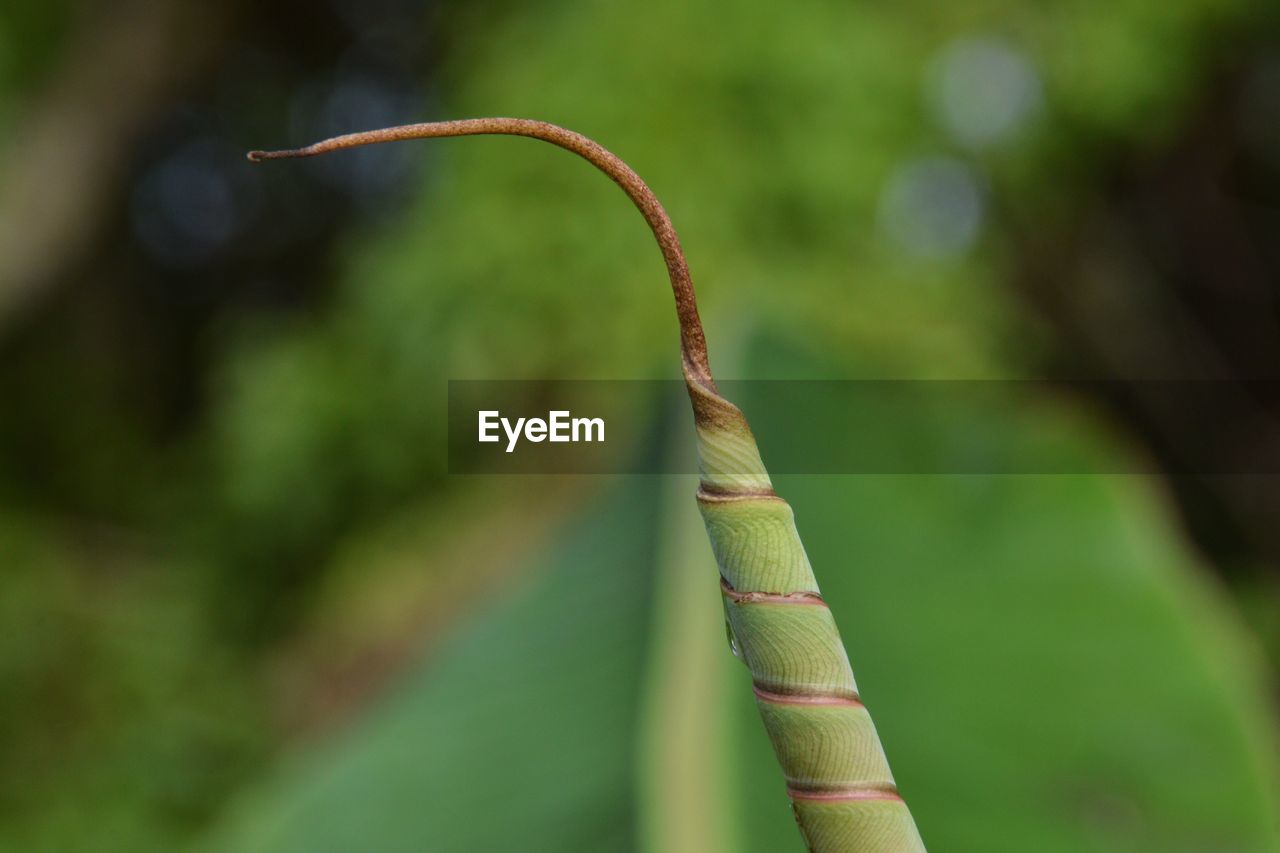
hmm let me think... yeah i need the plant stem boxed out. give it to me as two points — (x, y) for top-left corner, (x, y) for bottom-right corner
(249, 118), (926, 852)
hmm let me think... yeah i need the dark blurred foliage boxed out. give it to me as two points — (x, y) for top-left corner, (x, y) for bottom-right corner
(1, 0), (448, 846)
(1017, 34), (1280, 584)
(1, 0), (445, 637)
(1, 0), (1279, 849)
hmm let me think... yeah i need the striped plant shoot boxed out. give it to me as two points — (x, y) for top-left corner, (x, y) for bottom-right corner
(249, 118), (926, 852)
(688, 371), (924, 851)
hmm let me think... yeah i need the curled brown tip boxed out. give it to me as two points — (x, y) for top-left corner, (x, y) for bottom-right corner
(246, 148), (311, 162)
(243, 118), (713, 385)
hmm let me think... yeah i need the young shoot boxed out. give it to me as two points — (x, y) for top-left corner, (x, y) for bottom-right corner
(249, 118), (926, 853)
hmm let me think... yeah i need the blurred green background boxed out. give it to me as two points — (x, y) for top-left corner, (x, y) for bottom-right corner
(2, 0), (1279, 850)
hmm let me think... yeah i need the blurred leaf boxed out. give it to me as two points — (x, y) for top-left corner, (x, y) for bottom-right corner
(199, 338), (1278, 853)
(202, 478), (661, 852)
(723, 339), (1280, 852)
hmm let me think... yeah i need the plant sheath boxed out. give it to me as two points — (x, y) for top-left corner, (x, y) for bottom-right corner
(249, 118), (926, 852)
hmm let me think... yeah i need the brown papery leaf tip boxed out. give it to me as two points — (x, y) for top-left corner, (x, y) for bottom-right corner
(247, 149), (309, 161)
(243, 119), (713, 384)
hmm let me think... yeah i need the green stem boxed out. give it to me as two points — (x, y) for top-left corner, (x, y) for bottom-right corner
(249, 117), (925, 852)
